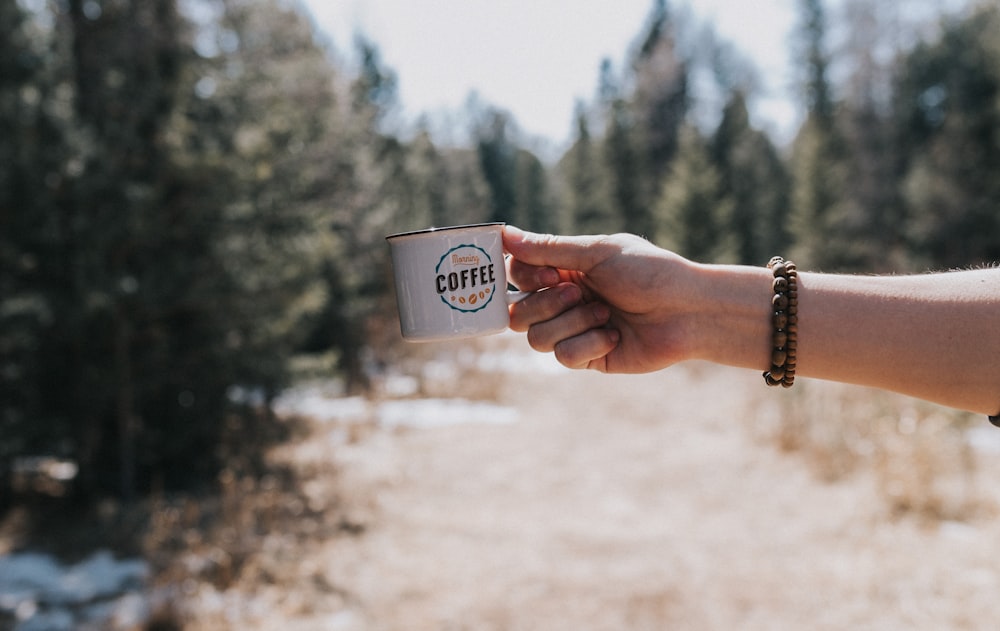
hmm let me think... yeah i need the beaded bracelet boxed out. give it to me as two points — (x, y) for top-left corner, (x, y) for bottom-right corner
(763, 256), (798, 388)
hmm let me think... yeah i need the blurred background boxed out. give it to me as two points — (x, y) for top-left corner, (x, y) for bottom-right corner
(2, 0), (1000, 628)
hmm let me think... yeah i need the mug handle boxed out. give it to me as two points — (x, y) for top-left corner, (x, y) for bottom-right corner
(506, 290), (531, 305)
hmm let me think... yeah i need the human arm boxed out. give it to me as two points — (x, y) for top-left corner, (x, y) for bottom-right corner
(503, 226), (1000, 416)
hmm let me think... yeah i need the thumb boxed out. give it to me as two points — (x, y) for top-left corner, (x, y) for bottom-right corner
(503, 225), (611, 273)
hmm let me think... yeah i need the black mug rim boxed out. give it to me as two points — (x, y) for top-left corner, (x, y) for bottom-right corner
(385, 222), (505, 241)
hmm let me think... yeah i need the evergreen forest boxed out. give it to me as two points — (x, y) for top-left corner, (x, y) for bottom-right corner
(3, 0), (1000, 502)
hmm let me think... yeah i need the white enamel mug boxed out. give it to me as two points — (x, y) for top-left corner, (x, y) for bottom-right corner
(386, 223), (529, 342)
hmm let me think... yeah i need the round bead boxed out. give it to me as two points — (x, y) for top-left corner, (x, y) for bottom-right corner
(773, 313), (788, 329)
(769, 364), (786, 379)
(771, 349), (787, 366)
(773, 331), (788, 347)
(773, 277), (789, 293)
(771, 262), (787, 277)
(772, 294), (789, 310)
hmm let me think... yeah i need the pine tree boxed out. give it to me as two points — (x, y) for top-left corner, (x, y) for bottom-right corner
(314, 36), (406, 392)
(598, 60), (646, 237)
(514, 149), (553, 233)
(606, 97), (647, 237)
(474, 106), (519, 225)
(834, 0), (908, 271)
(631, 0), (689, 198)
(0, 0), (73, 492)
(563, 102), (615, 234)
(2, 0), (343, 498)
(442, 146), (493, 227)
(788, 0), (850, 270)
(711, 92), (791, 265)
(61, 0), (191, 498)
(895, 4), (1000, 268)
(407, 125), (449, 229)
(655, 125), (734, 262)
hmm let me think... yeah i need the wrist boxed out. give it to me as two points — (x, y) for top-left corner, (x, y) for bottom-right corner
(686, 263), (775, 371)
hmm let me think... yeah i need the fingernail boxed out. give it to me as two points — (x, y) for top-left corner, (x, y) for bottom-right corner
(558, 285), (579, 305)
(607, 329), (620, 345)
(503, 225), (525, 241)
(592, 303), (610, 321)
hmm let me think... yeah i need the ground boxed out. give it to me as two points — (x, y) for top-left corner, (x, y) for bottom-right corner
(193, 332), (1000, 631)
(6, 332), (1000, 630)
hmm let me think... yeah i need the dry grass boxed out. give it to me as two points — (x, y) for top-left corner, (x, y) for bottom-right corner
(137, 426), (372, 629)
(747, 378), (988, 523)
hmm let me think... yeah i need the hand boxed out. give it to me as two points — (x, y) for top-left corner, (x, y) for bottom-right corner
(503, 225), (701, 373)
(505, 226), (1000, 417)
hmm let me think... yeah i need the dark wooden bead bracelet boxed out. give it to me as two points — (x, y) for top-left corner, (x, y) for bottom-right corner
(758, 258), (999, 424)
(763, 256), (797, 388)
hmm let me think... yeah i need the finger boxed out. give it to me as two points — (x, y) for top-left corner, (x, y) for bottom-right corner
(524, 302), (611, 353)
(553, 328), (621, 371)
(508, 283), (582, 333)
(507, 256), (561, 292)
(503, 225), (612, 274)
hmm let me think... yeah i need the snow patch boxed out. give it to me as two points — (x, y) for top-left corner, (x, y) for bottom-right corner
(274, 388), (520, 430)
(377, 399), (518, 429)
(0, 550), (149, 631)
(273, 389), (371, 424)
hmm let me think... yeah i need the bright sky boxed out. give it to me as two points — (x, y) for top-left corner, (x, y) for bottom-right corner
(303, 0), (803, 150)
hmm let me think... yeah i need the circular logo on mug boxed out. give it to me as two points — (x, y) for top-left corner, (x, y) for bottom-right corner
(434, 244), (497, 313)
